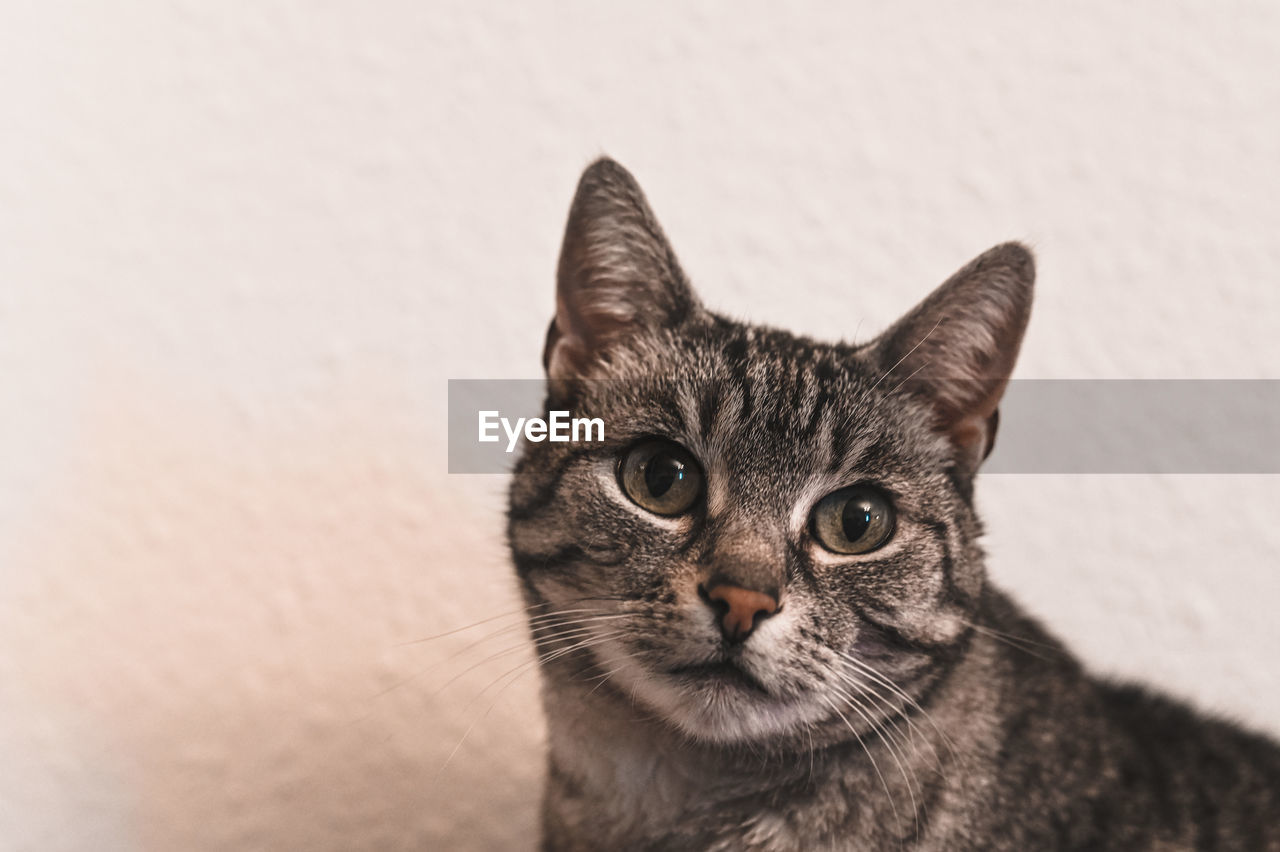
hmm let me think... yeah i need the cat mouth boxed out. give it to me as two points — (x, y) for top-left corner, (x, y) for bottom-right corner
(664, 660), (771, 696)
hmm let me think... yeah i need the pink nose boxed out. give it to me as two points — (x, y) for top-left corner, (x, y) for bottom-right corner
(702, 583), (779, 642)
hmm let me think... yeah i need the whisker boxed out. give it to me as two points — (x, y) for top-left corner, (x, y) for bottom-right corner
(436, 623), (620, 694)
(867, 315), (944, 394)
(838, 651), (960, 762)
(827, 682), (920, 842)
(376, 611), (637, 702)
(805, 720), (816, 788)
(475, 630), (628, 710)
(962, 621), (1058, 662)
(437, 629), (631, 764)
(887, 358), (932, 398)
(580, 651), (648, 698)
(396, 595), (631, 646)
(820, 694), (903, 848)
(394, 600), (561, 646)
(444, 610), (626, 668)
(833, 668), (942, 775)
(529, 613), (638, 631)
(434, 629), (631, 780)
(388, 620), (627, 703)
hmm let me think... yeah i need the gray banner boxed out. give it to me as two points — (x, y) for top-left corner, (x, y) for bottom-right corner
(447, 379), (1280, 474)
(448, 380), (548, 474)
(988, 380), (1279, 473)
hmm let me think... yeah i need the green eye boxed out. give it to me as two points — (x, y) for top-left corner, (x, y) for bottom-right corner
(811, 485), (895, 555)
(619, 440), (703, 516)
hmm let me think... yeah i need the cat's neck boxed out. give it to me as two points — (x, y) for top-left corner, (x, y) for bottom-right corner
(535, 635), (1006, 846)
(539, 668), (814, 842)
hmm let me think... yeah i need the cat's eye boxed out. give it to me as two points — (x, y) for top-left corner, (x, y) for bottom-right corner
(618, 439), (703, 516)
(810, 485), (895, 555)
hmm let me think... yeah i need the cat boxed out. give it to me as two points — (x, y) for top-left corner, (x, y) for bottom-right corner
(505, 158), (1280, 851)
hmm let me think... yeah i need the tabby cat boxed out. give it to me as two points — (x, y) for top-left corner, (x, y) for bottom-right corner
(505, 158), (1280, 850)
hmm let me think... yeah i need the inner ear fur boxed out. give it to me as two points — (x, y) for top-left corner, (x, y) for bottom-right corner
(870, 242), (1035, 473)
(545, 157), (700, 380)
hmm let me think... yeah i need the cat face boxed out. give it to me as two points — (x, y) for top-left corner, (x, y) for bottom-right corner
(509, 159), (1033, 745)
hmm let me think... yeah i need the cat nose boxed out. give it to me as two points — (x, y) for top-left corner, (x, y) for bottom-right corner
(699, 582), (779, 642)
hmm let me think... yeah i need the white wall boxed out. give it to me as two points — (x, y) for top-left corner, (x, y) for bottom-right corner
(2, 2), (1278, 849)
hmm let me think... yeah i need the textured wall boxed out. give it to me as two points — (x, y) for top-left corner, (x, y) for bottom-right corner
(2, 2), (1278, 850)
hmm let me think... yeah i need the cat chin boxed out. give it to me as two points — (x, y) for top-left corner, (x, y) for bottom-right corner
(612, 662), (827, 745)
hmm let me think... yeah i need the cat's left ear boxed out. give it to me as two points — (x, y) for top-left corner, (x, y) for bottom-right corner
(869, 242), (1034, 473)
(544, 157), (702, 380)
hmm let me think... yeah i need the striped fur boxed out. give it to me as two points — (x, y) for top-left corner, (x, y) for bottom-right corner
(508, 159), (1280, 851)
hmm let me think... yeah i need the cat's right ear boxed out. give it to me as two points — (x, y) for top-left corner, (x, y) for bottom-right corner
(868, 242), (1035, 474)
(544, 158), (701, 380)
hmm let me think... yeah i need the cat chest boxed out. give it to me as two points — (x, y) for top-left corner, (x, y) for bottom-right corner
(546, 746), (885, 851)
